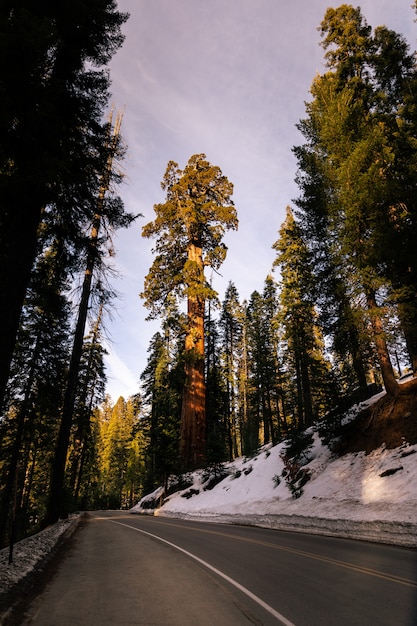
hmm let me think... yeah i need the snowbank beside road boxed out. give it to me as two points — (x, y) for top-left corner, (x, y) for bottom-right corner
(132, 432), (417, 547)
(0, 513), (82, 608)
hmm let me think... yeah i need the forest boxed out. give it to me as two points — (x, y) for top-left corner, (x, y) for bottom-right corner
(1, 2), (417, 549)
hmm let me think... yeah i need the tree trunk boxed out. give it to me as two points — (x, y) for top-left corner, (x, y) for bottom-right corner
(366, 288), (399, 397)
(397, 298), (417, 374)
(294, 346), (304, 430)
(262, 385), (270, 444)
(300, 337), (314, 427)
(348, 324), (369, 396)
(43, 212), (100, 526)
(69, 305), (103, 495)
(180, 242), (206, 470)
(43, 113), (122, 525)
(0, 334), (41, 545)
(0, 199), (43, 410)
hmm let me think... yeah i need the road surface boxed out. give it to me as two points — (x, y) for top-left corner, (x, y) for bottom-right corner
(17, 511), (417, 625)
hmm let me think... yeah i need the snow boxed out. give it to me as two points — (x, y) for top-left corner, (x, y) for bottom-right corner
(132, 437), (417, 544)
(132, 391), (417, 548)
(0, 514), (82, 600)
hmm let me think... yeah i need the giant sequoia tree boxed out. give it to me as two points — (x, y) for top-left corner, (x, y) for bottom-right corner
(0, 1), (128, 408)
(142, 154), (237, 469)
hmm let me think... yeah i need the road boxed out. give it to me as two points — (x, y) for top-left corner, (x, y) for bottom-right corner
(18, 511), (417, 625)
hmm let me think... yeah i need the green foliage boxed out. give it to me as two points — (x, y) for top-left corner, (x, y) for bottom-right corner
(139, 329), (183, 492)
(205, 306), (229, 464)
(166, 473), (194, 496)
(280, 455), (311, 499)
(201, 463), (230, 490)
(141, 154), (237, 319)
(217, 282), (245, 459)
(0, 241), (72, 544)
(142, 154), (238, 471)
(242, 276), (289, 454)
(98, 395), (144, 509)
(283, 429), (314, 463)
(0, 1), (130, 407)
(0, 1), (135, 535)
(280, 430), (314, 498)
(6, 4), (417, 533)
(273, 208), (336, 429)
(290, 2), (417, 401)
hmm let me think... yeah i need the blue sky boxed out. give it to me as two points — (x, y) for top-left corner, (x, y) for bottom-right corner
(103, 0), (416, 401)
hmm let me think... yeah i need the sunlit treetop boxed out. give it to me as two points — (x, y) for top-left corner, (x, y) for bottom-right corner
(142, 154), (237, 319)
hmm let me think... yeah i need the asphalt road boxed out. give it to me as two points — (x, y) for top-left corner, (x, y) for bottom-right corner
(18, 511), (417, 625)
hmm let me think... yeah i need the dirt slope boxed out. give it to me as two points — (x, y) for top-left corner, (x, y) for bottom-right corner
(340, 378), (417, 454)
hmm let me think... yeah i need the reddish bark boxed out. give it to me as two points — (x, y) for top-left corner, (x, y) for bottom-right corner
(180, 242), (206, 469)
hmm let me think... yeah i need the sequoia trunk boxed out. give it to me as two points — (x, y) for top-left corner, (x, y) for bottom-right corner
(180, 242), (206, 469)
(0, 199), (43, 409)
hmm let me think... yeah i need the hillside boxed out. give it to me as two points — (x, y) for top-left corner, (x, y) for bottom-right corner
(338, 377), (417, 453)
(132, 378), (417, 547)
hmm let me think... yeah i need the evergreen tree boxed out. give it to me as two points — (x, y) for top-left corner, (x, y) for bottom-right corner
(273, 208), (333, 429)
(142, 154), (237, 469)
(245, 278), (287, 449)
(245, 291), (266, 450)
(0, 1), (129, 408)
(0, 240), (71, 545)
(99, 396), (140, 508)
(43, 111), (134, 525)
(372, 24), (417, 372)
(261, 276), (289, 441)
(140, 329), (183, 492)
(307, 5), (417, 393)
(205, 300), (229, 463)
(68, 305), (108, 508)
(293, 118), (371, 398)
(219, 282), (244, 459)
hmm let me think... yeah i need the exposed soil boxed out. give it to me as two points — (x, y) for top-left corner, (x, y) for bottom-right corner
(338, 377), (417, 455)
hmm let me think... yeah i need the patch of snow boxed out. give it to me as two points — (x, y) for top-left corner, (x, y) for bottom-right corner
(145, 439), (417, 529)
(131, 394), (417, 547)
(0, 513), (82, 599)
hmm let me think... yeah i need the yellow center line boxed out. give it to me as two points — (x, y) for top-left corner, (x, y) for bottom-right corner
(152, 519), (417, 589)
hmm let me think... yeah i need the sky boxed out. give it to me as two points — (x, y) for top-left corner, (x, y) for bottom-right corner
(102, 0), (417, 402)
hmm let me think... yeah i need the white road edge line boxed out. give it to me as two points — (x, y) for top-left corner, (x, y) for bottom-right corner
(108, 519), (296, 626)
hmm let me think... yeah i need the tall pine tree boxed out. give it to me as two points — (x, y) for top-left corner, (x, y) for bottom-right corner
(0, 1), (128, 408)
(273, 208), (333, 429)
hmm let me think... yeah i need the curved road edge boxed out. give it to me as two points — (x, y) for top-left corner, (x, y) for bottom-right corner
(0, 513), (85, 624)
(151, 511), (417, 547)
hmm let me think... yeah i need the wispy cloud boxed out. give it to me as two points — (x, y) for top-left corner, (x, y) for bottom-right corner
(104, 345), (139, 401)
